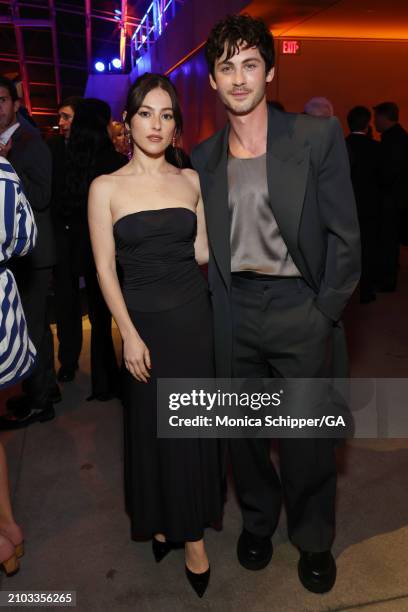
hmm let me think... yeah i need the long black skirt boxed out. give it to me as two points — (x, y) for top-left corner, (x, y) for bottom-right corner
(122, 292), (223, 542)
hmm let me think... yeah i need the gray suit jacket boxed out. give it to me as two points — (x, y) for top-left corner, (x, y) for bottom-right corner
(191, 105), (361, 377)
(8, 125), (55, 268)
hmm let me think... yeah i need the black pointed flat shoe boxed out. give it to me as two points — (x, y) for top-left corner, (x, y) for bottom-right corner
(152, 538), (173, 563)
(185, 564), (210, 598)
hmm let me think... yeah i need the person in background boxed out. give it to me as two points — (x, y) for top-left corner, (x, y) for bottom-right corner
(48, 96), (83, 383)
(0, 76), (58, 429)
(0, 157), (37, 389)
(373, 101), (408, 292)
(57, 97), (81, 143)
(111, 120), (128, 156)
(0, 156), (37, 571)
(9, 76), (38, 132)
(0, 443), (24, 575)
(63, 98), (126, 400)
(304, 96), (334, 118)
(346, 106), (381, 303)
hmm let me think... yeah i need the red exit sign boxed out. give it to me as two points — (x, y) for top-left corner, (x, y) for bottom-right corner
(281, 40), (301, 55)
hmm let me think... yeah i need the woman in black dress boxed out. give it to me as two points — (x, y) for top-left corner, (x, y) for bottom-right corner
(88, 74), (223, 597)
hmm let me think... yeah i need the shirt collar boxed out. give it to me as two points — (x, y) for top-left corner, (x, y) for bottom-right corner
(0, 122), (20, 145)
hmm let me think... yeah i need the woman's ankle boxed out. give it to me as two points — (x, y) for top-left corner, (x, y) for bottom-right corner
(185, 540), (209, 572)
(153, 533), (166, 543)
(0, 522), (23, 546)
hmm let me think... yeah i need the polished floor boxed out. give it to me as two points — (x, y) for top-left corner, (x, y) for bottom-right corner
(0, 249), (408, 611)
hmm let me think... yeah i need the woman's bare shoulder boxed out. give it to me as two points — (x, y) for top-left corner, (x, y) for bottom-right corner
(181, 167), (200, 188)
(89, 174), (113, 194)
(91, 165), (133, 190)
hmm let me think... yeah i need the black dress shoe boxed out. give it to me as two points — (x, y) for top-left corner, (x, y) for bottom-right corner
(0, 402), (55, 430)
(57, 366), (77, 382)
(185, 564), (210, 598)
(237, 529), (273, 571)
(152, 538), (173, 563)
(7, 393), (58, 414)
(298, 550), (336, 593)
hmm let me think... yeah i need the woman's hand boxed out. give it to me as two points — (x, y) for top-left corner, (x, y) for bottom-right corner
(123, 332), (151, 383)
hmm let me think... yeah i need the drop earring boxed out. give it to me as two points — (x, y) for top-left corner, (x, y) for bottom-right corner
(126, 128), (133, 159)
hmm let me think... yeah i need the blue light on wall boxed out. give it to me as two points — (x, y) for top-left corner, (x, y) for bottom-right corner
(112, 58), (122, 69)
(131, 0), (181, 68)
(95, 61), (106, 72)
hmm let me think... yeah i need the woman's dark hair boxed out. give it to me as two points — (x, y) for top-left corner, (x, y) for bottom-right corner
(64, 98), (112, 208)
(205, 14), (275, 78)
(124, 73), (183, 138)
(58, 95), (82, 112)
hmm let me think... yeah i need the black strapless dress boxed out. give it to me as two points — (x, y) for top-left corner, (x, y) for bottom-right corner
(114, 208), (223, 541)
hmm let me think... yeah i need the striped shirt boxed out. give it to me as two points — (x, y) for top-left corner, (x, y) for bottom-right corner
(0, 157), (37, 388)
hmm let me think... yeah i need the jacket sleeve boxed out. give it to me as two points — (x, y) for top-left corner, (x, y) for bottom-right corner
(190, 147), (199, 171)
(314, 117), (361, 321)
(17, 136), (52, 212)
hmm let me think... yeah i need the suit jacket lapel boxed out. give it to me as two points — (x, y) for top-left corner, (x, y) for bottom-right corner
(204, 126), (231, 291)
(266, 107), (311, 273)
(10, 125), (23, 143)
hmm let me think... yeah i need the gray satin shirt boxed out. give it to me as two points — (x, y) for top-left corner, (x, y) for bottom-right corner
(228, 153), (301, 276)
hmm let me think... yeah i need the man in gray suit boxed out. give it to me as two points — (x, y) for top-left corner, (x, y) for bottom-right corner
(191, 15), (360, 593)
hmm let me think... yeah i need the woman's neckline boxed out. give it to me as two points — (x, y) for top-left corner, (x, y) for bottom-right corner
(113, 207), (196, 228)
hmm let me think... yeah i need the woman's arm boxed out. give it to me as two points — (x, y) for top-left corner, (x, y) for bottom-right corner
(194, 194), (209, 265)
(14, 182), (37, 257)
(88, 176), (151, 382)
(0, 159), (37, 262)
(183, 169), (209, 265)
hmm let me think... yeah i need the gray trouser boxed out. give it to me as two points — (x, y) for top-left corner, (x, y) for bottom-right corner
(229, 274), (337, 552)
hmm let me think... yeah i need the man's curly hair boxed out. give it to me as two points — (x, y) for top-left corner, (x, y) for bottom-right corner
(205, 14), (275, 78)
